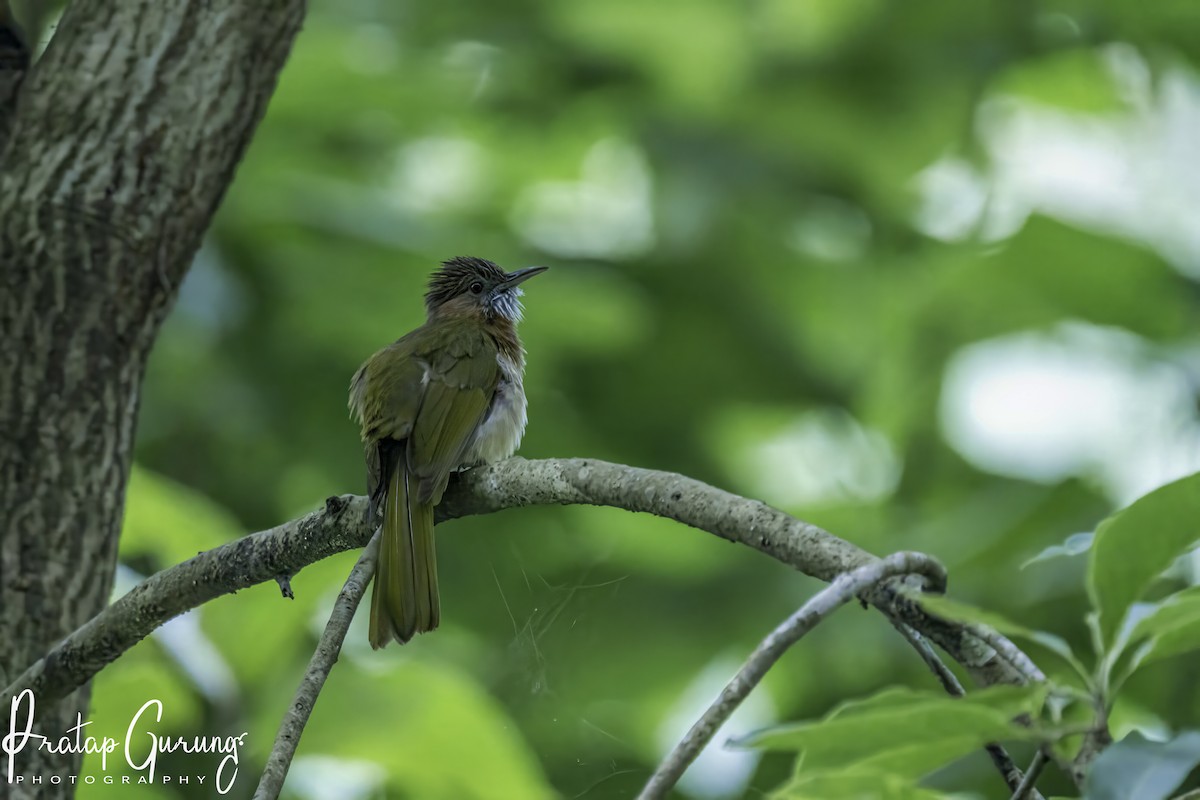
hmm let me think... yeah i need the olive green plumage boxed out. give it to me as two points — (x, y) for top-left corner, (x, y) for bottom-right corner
(349, 257), (546, 648)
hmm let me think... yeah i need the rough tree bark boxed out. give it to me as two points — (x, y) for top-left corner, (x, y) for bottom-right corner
(0, 0), (27, 145)
(0, 1), (305, 794)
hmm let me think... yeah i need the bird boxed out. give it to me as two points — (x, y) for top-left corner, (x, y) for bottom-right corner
(348, 256), (547, 648)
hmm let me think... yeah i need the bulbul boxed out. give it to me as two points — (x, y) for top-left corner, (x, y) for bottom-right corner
(349, 256), (547, 648)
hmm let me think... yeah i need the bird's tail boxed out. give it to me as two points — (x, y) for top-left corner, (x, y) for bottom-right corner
(369, 466), (439, 648)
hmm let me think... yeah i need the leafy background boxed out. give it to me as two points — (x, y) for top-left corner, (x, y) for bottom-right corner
(48, 0), (1200, 797)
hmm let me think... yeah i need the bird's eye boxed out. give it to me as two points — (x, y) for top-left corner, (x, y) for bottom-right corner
(470, 281), (484, 294)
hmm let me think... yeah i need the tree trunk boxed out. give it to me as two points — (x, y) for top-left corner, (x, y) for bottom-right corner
(0, 1), (305, 796)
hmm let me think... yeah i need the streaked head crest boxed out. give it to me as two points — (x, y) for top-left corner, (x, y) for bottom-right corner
(424, 256), (506, 312)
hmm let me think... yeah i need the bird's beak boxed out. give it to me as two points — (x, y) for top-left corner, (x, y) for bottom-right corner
(500, 266), (548, 289)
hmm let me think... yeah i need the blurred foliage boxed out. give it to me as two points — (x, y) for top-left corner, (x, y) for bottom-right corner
(60, 0), (1200, 797)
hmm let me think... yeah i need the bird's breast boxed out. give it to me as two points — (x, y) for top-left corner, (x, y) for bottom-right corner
(464, 353), (528, 465)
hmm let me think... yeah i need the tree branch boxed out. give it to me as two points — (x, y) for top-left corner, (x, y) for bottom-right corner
(0, 457), (1038, 714)
(1071, 716), (1113, 785)
(637, 552), (947, 800)
(253, 532), (380, 800)
(1012, 749), (1049, 800)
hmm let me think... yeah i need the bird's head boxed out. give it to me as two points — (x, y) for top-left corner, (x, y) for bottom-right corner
(424, 256), (547, 322)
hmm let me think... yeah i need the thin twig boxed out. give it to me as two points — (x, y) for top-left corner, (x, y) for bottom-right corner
(890, 621), (1044, 800)
(253, 532), (381, 800)
(964, 622), (1047, 684)
(1011, 749), (1049, 800)
(890, 619), (967, 696)
(637, 552), (946, 800)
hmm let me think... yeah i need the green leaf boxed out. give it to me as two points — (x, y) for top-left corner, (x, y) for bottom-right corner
(848, 736), (1013, 780)
(1087, 472), (1200, 654)
(824, 683), (1042, 720)
(824, 686), (946, 719)
(771, 768), (955, 800)
(913, 594), (1091, 685)
(1124, 587), (1200, 670)
(733, 685), (1044, 777)
(1022, 531), (1094, 569)
(1084, 731), (1200, 800)
(781, 689), (1028, 779)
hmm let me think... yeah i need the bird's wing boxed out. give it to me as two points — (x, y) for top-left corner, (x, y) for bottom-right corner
(408, 326), (500, 505)
(350, 333), (429, 514)
(351, 333), (426, 442)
